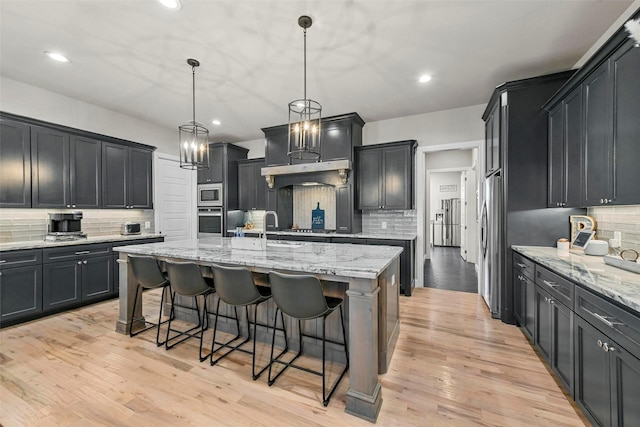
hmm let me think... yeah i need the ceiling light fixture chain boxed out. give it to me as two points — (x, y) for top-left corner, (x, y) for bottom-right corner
(179, 58), (210, 170)
(287, 15), (322, 162)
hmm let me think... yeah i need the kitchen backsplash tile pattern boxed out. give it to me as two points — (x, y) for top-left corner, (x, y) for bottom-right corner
(0, 209), (155, 243)
(588, 205), (640, 252)
(292, 185), (336, 230)
(362, 209), (417, 235)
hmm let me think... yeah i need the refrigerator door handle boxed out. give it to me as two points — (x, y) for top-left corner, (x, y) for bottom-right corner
(480, 202), (488, 258)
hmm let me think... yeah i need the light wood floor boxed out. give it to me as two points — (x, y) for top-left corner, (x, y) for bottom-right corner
(0, 288), (589, 426)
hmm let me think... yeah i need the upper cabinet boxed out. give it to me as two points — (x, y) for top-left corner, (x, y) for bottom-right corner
(355, 140), (416, 210)
(237, 158), (266, 211)
(544, 12), (640, 207)
(0, 118), (31, 208)
(197, 144), (224, 184)
(263, 112), (364, 167)
(484, 101), (501, 176)
(102, 143), (153, 209)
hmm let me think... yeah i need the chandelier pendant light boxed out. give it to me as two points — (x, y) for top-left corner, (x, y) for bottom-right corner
(288, 15), (322, 162)
(179, 58), (210, 170)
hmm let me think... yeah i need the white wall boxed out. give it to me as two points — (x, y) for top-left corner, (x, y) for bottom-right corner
(0, 76), (176, 154)
(429, 172), (461, 221)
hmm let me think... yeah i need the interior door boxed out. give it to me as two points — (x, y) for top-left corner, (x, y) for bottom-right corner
(154, 153), (195, 241)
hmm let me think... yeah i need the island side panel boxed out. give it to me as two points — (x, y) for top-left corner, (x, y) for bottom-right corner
(345, 276), (382, 423)
(379, 257), (400, 374)
(115, 252), (145, 334)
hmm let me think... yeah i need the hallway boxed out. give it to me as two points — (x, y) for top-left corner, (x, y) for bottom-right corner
(423, 246), (478, 293)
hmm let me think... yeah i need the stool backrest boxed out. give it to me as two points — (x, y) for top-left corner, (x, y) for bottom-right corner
(128, 255), (167, 289)
(165, 261), (212, 297)
(210, 264), (262, 306)
(268, 271), (329, 320)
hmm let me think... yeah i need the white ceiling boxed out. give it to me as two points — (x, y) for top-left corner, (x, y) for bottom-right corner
(0, 1), (634, 142)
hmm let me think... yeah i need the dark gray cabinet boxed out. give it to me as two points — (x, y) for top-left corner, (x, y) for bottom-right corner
(485, 102), (500, 176)
(335, 185), (353, 233)
(0, 249), (42, 325)
(70, 135), (102, 208)
(512, 252), (535, 338)
(43, 243), (113, 311)
(264, 127), (289, 167)
(356, 140), (416, 210)
(197, 144), (224, 183)
(0, 118), (31, 208)
(366, 238), (414, 296)
(237, 158), (267, 211)
(102, 143), (153, 209)
(31, 125), (70, 208)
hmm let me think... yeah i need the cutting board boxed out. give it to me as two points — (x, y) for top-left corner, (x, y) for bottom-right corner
(311, 202), (324, 229)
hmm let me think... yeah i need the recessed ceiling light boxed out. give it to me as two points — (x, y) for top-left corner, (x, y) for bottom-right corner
(44, 51), (70, 63)
(158, 0), (181, 10)
(419, 74), (433, 83)
(212, 120), (221, 126)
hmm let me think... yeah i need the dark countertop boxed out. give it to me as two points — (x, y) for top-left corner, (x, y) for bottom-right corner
(0, 234), (164, 252)
(513, 245), (640, 314)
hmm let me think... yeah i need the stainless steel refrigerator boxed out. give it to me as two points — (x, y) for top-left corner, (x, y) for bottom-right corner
(481, 173), (501, 318)
(434, 198), (461, 247)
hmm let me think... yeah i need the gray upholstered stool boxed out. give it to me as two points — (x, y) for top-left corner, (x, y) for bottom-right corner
(128, 255), (172, 346)
(209, 264), (287, 380)
(267, 271), (349, 407)
(164, 261), (215, 361)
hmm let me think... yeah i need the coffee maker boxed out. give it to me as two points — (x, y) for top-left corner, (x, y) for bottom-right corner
(46, 211), (87, 241)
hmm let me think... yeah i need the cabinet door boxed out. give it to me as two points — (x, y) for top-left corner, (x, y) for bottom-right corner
(31, 125), (70, 208)
(583, 60), (614, 206)
(552, 300), (573, 393)
(237, 161), (257, 210)
(70, 135), (102, 208)
(0, 265), (42, 323)
(535, 286), (553, 361)
(43, 260), (82, 310)
(356, 148), (381, 209)
(564, 87), (583, 208)
(320, 122), (351, 161)
(129, 147), (153, 208)
(522, 274), (535, 340)
(485, 112), (494, 175)
(0, 118), (31, 208)
(547, 103), (564, 207)
(335, 185), (352, 233)
(81, 255), (113, 302)
(197, 144), (224, 183)
(102, 142), (128, 209)
(575, 315), (612, 427)
(611, 343), (640, 427)
(381, 146), (412, 209)
(254, 162), (267, 210)
(611, 39), (640, 205)
(265, 128), (289, 166)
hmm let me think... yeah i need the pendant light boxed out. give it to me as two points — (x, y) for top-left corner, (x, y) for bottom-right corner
(288, 15), (322, 161)
(179, 58), (209, 170)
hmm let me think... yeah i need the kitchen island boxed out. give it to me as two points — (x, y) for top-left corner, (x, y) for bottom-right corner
(113, 237), (402, 423)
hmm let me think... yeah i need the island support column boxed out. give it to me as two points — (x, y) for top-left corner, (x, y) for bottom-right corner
(345, 276), (382, 422)
(115, 252), (145, 334)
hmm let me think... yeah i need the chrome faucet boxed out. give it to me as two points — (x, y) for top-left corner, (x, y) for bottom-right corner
(262, 211), (279, 240)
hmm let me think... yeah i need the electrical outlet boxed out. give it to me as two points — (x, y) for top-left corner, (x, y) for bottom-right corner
(614, 231), (622, 241)
(381, 221), (387, 229)
(145, 221), (151, 229)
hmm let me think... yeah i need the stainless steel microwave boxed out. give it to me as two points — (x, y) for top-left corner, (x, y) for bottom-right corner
(197, 183), (223, 207)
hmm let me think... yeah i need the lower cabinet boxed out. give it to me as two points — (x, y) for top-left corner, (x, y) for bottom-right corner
(0, 249), (43, 325)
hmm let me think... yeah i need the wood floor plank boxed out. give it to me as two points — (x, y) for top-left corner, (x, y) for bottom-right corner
(0, 288), (589, 426)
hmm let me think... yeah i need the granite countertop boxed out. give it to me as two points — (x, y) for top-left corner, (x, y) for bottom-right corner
(0, 234), (164, 252)
(114, 237), (403, 280)
(226, 229), (417, 241)
(513, 246), (640, 314)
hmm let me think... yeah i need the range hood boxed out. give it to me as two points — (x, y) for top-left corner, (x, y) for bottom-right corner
(260, 160), (351, 188)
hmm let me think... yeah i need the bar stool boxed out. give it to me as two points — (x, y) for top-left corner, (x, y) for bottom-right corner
(164, 261), (215, 361)
(209, 264), (287, 380)
(128, 255), (173, 346)
(267, 271), (349, 407)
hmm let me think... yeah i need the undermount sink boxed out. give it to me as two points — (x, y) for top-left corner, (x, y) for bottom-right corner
(267, 241), (306, 248)
(230, 237), (306, 251)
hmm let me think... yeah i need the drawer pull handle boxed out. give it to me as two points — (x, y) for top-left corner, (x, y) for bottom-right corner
(75, 251), (91, 255)
(0, 260), (6, 264)
(597, 339), (603, 347)
(592, 312), (623, 328)
(542, 280), (558, 288)
(516, 263), (527, 268)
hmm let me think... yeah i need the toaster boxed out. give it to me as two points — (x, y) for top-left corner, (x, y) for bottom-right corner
(121, 222), (141, 235)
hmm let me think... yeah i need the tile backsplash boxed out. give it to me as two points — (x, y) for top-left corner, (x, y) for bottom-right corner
(0, 209), (155, 243)
(362, 210), (417, 235)
(293, 185), (336, 230)
(588, 205), (640, 252)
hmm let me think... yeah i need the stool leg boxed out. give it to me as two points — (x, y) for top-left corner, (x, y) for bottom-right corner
(199, 293), (212, 362)
(322, 315), (327, 406)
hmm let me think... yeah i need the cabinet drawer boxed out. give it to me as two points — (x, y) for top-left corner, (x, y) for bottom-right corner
(513, 253), (535, 280)
(535, 264), (573, 308)
(0, 249), (42, 269)
(43, 243), (112, 263)
(575, 286), (640, 357)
